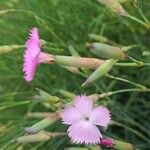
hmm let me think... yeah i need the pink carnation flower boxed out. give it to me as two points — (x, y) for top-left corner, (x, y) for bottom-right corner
(60, 95), (111, 144)
(23, 27), (52, 81)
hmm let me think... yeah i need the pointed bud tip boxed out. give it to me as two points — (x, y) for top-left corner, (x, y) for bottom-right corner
(82, 80), (90, 87)
(85, 42), (92, 49)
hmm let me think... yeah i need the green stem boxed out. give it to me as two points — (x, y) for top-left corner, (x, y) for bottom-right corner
(128, 56), (143, 65)
(107, 74), (147, 90)
(115, 62), (144, 67)
(112, 121), (150, 142)
(126, 15), (149, 29)
(96, 88), (149, 99)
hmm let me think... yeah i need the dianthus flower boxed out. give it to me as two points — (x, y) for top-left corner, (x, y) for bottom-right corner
(60, 95), (111, 144)
(23, 27), (52, 81)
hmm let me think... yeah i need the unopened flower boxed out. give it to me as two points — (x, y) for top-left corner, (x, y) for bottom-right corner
(23, 27), (53, 81)
(101, 137), (114, 147)
(60, 95), (111, 144)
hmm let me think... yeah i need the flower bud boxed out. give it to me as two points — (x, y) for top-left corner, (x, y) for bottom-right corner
(117, 0), (129, 3)
(15, 131), (65, 143)
(25, 113), (59, 134)
(101, 138), (114, 147)
(97, 0), (128, 16)
(65, 148), (88, 150)
(114, 139), (134, 150)
(15, 131), (50, 143)
(68, 45), (80, 57)
(89, 43), (124, 59)
(0, 45), (24, 55)
(88, 34), (109, 43)
(101, 137), (134, 150)
(82, 59), (117, 87)
(54, 55), (104, 69)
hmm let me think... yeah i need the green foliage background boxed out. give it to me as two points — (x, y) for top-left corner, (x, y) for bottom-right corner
(0, 0), (150, 149)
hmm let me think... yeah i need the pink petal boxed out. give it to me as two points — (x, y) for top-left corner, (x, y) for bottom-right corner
(25, 27), (41, 58)
(23, 55), (39, 81)
(89, 106), (111, 127)
(68, 120), (102, 144)
(23, 27), (41, 82)
(60, 107), (82, 125)
(74, 95), (93, 118)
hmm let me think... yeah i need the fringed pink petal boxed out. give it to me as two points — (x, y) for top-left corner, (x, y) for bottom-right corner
(23, 27), (41, 81)
(89, 106), (111, 127)
(68, 120), (102, 144)
(74, 95), (93, 118)
(60, 106), (82, 125)
(25, 27), (41, 59)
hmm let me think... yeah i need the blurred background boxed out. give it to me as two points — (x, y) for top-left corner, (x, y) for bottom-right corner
(0, 0), (150, 149)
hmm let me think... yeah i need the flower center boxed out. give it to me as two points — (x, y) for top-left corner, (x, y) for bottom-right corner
(84, 117), (89, 121)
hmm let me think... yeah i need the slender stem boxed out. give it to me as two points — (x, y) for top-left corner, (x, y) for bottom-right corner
(107, 74), (147, 90)
(91, 88), (149, 100)
(115, 62), (144, 67)
(138, 8), (150, 24)
(112, 121), (150, 142)
(126, 14), (149, 29)
(128, 56), (143, 65)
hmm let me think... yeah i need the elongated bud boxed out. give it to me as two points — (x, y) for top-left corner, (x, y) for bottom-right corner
(0, 45), (24, 55)
(87, 42), (124, 59)
(97, 0), (128, 16)
(59, 89), (75, 99)
(142, 51), (150, 56)
(27, 112), (56, 119)
(60, 65), (79, 74)
(65, 148), (88, 150)
(15, 131), (65, 143)
(88, 34), (109, 43)
(82, 59), (117, 87)
(60, 45), (80, 73)
(116, 0), (129, 3)
(25, 113), (59, 134)
(33, 88), (61, 104)
(0, 9), (14, 15)
(54, 55), (104, 69)
(36, 53), (104, 70)
(101, 138), (135, 150)
(15, 131), (50, 143)
(68, 45), (80, 57)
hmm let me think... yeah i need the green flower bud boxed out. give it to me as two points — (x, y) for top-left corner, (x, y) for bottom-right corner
(15, 131), (50, 143)
(54, 55), (104, 69)
(114, 139), (135, 150)
(25, 114), (59, 134)
(0, 45), (24, 55)
(88, 34), (109, 43)
(89, 43), (124, 59)
(15, 131), (65, 143)
(97, 0), (128, 16)
(82, 59), (117, 87)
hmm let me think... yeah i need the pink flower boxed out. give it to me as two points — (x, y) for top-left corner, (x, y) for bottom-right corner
(23, 27), (52, 81)
(60, 95), (111, 144)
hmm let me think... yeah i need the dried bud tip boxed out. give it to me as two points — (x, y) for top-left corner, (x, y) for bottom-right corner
(85, 42), (92, 49)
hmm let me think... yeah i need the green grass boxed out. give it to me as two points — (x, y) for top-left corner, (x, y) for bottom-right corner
(0, 0), (150, 149)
